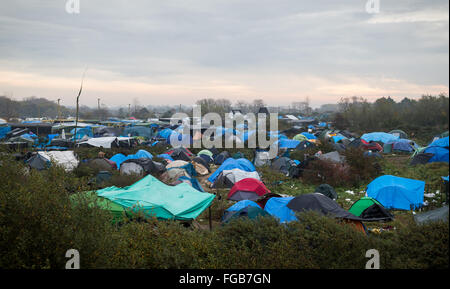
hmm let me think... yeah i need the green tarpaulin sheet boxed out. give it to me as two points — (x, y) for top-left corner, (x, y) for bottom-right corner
(96, 175), (215, 221)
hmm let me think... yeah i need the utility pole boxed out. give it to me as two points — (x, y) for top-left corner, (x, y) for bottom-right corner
(97, 98), (100, 110)
(128, 104), (131, 117)
(57, 98), (61, 123)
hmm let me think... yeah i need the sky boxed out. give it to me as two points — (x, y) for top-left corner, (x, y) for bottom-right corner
(0, 0), (448, 108)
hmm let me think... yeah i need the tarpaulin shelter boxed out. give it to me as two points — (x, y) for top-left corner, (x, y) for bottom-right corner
(110, 149), (153, 169)
(366, 175), (425, 210)
(361, 132), (399, 144)
(214, 151), (231, 165)
(96, 175), (215, 220)
(423, 136), (449, 163)
(123, 126), (153, 138)
(315, 184), (338, 200)
(228, 178), (271, 201)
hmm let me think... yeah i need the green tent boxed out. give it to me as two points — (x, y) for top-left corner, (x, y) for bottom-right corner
(349, 197), (394, 221)
(293, 134), (308, 142)
(198, 149), (213, 158)
(349, 197), (382, 216)
(97, 175), (215, 221)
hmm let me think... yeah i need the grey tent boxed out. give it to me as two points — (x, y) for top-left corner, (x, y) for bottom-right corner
(254, 150), (271, 167)
(414, 206), (449, 225)
(318, 151), (345, 163)
(122, 158), (165, 175)
(315, 184), (338, 200)
(271, 157), (296, 175)
(89, 158), (116, 171)
(120, 162), (144, 176)
(27, 153), (50, 170)
(212, 169), (261, 188)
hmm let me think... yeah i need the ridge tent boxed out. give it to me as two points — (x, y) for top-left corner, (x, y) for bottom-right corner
(348, 197), (394, 222)
(228, 178), (271, 201)
(208, 158), (255, 183)
(96, 175), (215, 221)
(366, 175), (425, 210)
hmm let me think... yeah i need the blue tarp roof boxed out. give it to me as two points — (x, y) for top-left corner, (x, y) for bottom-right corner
(366, 175), (425, 210)
(424, 146), (449, 163)
(208, 158), (255, 183)
(361, 132), (399, 144)
(0, 126), (11, 139)
(331, 135), (346, 143)
(264, 197), (298, 223)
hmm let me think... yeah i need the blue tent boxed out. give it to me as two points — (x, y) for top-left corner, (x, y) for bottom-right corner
(110, 149), (153, 169)
(387, 139), (417, 152)
(428, 136), (449, 148)
(318, 122), (327, 127)
(331, 135), (346, 143)
(301, 132), (317, 140)
(424, 146), (449, 163)
(208, 158), (255, 183)
(226, 200), (261, 212)
(158, 128), (174, 139)
(442, 176), (449, 182)
(264, 197), (298, 223)
(366, 175), (425, 210)
(361, 132), (399, 144)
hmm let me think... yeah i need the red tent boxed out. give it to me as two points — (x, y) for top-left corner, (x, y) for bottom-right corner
(228, 178), (271, 201)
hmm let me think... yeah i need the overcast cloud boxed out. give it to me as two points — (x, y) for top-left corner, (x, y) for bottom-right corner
(0, 0), (448, 108)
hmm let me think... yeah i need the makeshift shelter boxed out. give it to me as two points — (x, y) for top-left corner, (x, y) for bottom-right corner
(317, 151), (345, 163)
(192, 156), (210, 175)
(349, 197), (394, 222)
(35, 151), (79, 172)
(254, 149), (272, 167)
(77, 137), (132, 149)
(366, 175), (425, 210)
(361, 132), (399, 144)
(227, 178), (271, 201)
(414, 206), (449, 225)
(123, 126), (153, 138)
(166, 147), (194, 161)
(270, 157), (295, 175)
(96, 175), (215, 220)
(410, 153), (434, 166)
(27, 153), (51, 170)
(122, 158), (165, 175)
(120, 162), (144, 176)
(293, 134), (308, 142)
(110, 149), (153, 169)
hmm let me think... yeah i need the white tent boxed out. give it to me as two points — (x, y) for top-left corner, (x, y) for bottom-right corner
(77, 137), (132, 148)
(38, 151), (79, 172)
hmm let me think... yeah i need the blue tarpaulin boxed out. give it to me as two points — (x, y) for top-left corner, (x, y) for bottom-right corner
(276, 139), (301, 149)
(361, 132), (399, 144)
(110, 149), (153, 169)
(367, 175), (425, 210)
(301, 132), (317, 140)
(226, 200), (261, 212)
(0, 126), (11, 139)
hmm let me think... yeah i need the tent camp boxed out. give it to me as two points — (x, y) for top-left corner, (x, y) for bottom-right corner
(366, 175), (425, 210)
(96, 175), (215, 221)
(28, 151), (79, 172)
(227, 178), (271, 201)
(263, 197), (298, 223)
(222, 200), (270, 223)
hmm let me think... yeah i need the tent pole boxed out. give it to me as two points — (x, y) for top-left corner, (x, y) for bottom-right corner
(208, 206), (212, 231)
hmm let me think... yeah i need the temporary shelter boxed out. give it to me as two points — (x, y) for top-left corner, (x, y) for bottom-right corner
(208, 158), (256, 183)
(212, 169), (261, 188)
(263, 197), (298, 223)
(96, 175), (215, 220)
(366, 175), (425, 210)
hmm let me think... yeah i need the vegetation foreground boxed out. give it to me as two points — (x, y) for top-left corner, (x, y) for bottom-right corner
(0, 145), (448, 269)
